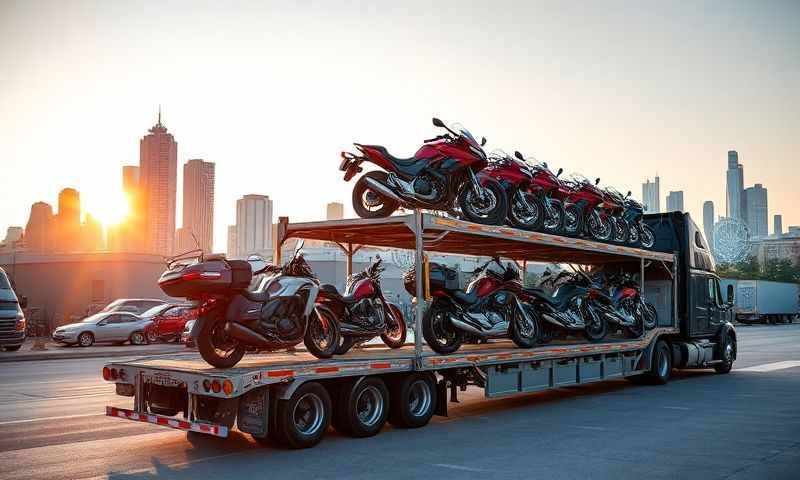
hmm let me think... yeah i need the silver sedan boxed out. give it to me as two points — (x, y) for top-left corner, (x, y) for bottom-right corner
(52, 311), (154, 347)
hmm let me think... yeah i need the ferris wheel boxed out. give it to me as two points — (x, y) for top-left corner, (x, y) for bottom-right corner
(713, 218), (751, 264)
(390, 249), (415, 270)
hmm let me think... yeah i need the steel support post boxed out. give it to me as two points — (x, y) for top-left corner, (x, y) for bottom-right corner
(413, 210), (425, 362)
(346, 243), (354, 277)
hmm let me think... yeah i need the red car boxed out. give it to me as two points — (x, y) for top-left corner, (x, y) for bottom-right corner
(145, 304), (198, 343)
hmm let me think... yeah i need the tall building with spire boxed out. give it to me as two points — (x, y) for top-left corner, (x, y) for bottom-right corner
(139, 107), (178, 256)
(726, 150), (744, 220)
(178, 159), (215, 253)
(642, 176), (660, 213)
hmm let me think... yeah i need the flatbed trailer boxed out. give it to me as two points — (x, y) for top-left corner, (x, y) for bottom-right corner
(103, 211), (734, 449)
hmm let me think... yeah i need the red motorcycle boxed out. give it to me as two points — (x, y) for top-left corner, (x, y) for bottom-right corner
(316, 256), (407, 355)
(340, 118), (508, 225)
(558, 175), (615, 241)
(478, 151), (566, 232)
(600, 187), (630, 244)
(407, 258), (539, 354)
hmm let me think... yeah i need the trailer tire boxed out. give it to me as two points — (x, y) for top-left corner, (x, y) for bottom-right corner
(645, 340), (671, 385)
(332, 377), (389, 438)
(388, 373), (436, 429)
(714, 334), (735, 374)
(275, 382), (331, 449)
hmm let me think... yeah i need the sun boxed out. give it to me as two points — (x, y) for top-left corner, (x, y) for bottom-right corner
(86, 192), (132, 227)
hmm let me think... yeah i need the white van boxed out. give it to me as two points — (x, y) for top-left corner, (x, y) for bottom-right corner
(0, 267), (27, 351)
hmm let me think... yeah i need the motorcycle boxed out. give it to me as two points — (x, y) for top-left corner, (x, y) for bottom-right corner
(620, 193), (656, 249)
(520, 269), (608, 342)
(407, 257), (539, 354)
(603, 271), (657, 333)
(316, 256), (407, 355)
(600, 187), (629, 244)
(477, 150), (565, 232)
(560, 269), (645, 338)
(558, 175), (615, 241)
(340, 117), (508, 225)
(157, 241), (339, 368)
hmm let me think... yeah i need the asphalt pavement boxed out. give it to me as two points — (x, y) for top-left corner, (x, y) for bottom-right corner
(0, 324), (798, 480)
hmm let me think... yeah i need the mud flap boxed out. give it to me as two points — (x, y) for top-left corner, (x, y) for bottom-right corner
(435, 379), (448, 417)
(237, 387), (269, 437)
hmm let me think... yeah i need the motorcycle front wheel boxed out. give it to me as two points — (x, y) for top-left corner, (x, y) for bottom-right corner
(582, 303), (608, 342)
(541, 199), (565, 234)
(197, 314), (246, 369)
(352, 171), (400, 219)
(381, 303), (407, 348)
(611, 217), (628, 244)
(422, 301), (463, 354)
(511, 305), (540, 348)
(562, 204), (582, 236)
(508, 189), (543, 231)
(304, 307), (339, 359)
(627, 220), (640, 246)
(457, 179), (508, 225)
(587, 211), (613, 242)
(639, 223), (656, 249)
(643, 302), (658, 329)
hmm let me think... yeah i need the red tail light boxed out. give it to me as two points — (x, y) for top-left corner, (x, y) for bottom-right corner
(102, 367), (111, 381)
(181, 271), (222, 281)
(211, 380), (221, 393)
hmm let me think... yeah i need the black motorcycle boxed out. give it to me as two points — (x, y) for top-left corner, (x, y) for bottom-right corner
(621, 193), (656, 249)
(316, 256), (407, 355)
(158, 241), (339, 368)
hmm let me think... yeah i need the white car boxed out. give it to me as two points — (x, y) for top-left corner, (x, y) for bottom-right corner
(52, 311), (153, 347)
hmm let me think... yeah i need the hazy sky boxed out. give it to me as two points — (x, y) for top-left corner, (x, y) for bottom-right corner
(1, 0), (798, 251)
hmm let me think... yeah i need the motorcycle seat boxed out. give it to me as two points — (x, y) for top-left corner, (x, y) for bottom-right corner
(358, 144), (432, 177)
(319, 283), (358, 305)
(525, 285), (577, 309)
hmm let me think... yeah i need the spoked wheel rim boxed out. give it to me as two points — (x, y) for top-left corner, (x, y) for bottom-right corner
(643, 304), (657, 329)
(516, 307), (537, 340)
(209, 321), (241, 360)
(464, 188), (499, 218)
(408, 379), (432, 417)
(640, 225), (655, 248)
(356, 385), (384, 427)
(384, 319), (404, 343)
(430, 309), (459, 349)
(146, 330), (158, 343)
(588, 213), (612, 240)
(542, 201), (563, 232)
(79, 333), (92, 346)
(628, 223), (640, 244)
(308, 310), (336, 351)
(563, 205), (580, 233)
(292, 393), (325, 435)
(511, 191), (540, 226)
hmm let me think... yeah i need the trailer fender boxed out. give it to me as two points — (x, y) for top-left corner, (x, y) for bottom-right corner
(273, 375), (371, 401)
(641, 332), (669, 372)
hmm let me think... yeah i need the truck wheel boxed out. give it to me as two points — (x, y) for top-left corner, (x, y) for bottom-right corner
(714, 334), (735, 374)
(275, 382), (331, 449)
(332, 377), (389, 438)
(645, 340), (671, 385)
(388, 373), (437, 428)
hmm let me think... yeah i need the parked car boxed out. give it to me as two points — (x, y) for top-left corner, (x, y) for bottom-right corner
(0, 267), (27, 352)
(144, 304), (198, 343)
(180, 319), (196, 348)
(101, 298), (167, 315)
(52, 311), (153, 347)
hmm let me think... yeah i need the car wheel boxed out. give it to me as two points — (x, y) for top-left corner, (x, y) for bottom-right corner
(130, 331), (147, 345)
(146, 330), (159, 344)
(78, 332), (94, 347)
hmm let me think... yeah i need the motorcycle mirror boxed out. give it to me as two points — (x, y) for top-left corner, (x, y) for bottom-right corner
(627, 190), (632, 197)
(481, 137), (487, 147)
(595, 178), (601, 185)
(543, 162), (548, 169)
(432, 117), (445, 128)
(293, 239), (305, 257)
(557, 167), (563, 177)
(514, 151), (524, 160)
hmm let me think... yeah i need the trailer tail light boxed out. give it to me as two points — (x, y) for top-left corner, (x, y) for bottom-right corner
(211, 380), (221, 393)
(110, 368), (118, 380)
(202, 379), (211, 392)
(102, 367), (111, 381)
(222, 379), (234, 395)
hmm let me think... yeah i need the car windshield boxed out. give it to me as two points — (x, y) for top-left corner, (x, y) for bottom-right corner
(0, 273), (10, 290)
(82, 313), (106, 323)
(141, 304), (173, 318)
(100, 300), (122, 312)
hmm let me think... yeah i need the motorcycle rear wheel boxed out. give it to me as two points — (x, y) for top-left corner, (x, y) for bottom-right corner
(457, 179), (508, 225)
(352, 171), (399, 219)
(582, 304), (608, 342)
(304, 307), (339, 359)
(422, 301), (463, 354)
(511, 305), (540, 348)
(380, 303), (407, 348)
(197, 314), (246, 369)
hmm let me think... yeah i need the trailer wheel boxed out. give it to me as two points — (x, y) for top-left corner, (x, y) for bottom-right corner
(714, 334), (735, 374)
(333, 377), (389, 438)
(388, 373), (437, 428)
(646, 340), (671, 385)
(275, 382), (331, 449)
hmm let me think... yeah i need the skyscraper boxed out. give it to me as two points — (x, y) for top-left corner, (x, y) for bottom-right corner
(703, 201), (714, 248)
(178, 159), (215, 253)
(774, 215), (783, 236)
(726, 150), (744, 220)
(642, 176), (660, 213)
(139, 109), (177, 255)
(122, 166), (139, 194)
(326, 202), (344, 220)
(227, 225), (238, 258)
(236, 194), (273, 259)
(666, 191), (684, 212)
(744, 184), (768, 238)
(25, 202), (55, 253)
(55, 188), (81, 252)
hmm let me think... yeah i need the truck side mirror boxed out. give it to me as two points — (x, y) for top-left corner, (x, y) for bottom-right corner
(19, 296), (27, 309)
(726, 285), (734, 304)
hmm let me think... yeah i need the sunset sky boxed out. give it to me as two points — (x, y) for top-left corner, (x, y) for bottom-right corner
(1, 0), (798, 251)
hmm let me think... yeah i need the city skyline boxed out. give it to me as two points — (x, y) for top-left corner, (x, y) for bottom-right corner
(2, 1), (799, 251)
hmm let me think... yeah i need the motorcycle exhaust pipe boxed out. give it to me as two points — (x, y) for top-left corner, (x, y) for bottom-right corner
(224, 322), (273, 348)
(450, 316), (508, 337)
(363, 177), (405, 203)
